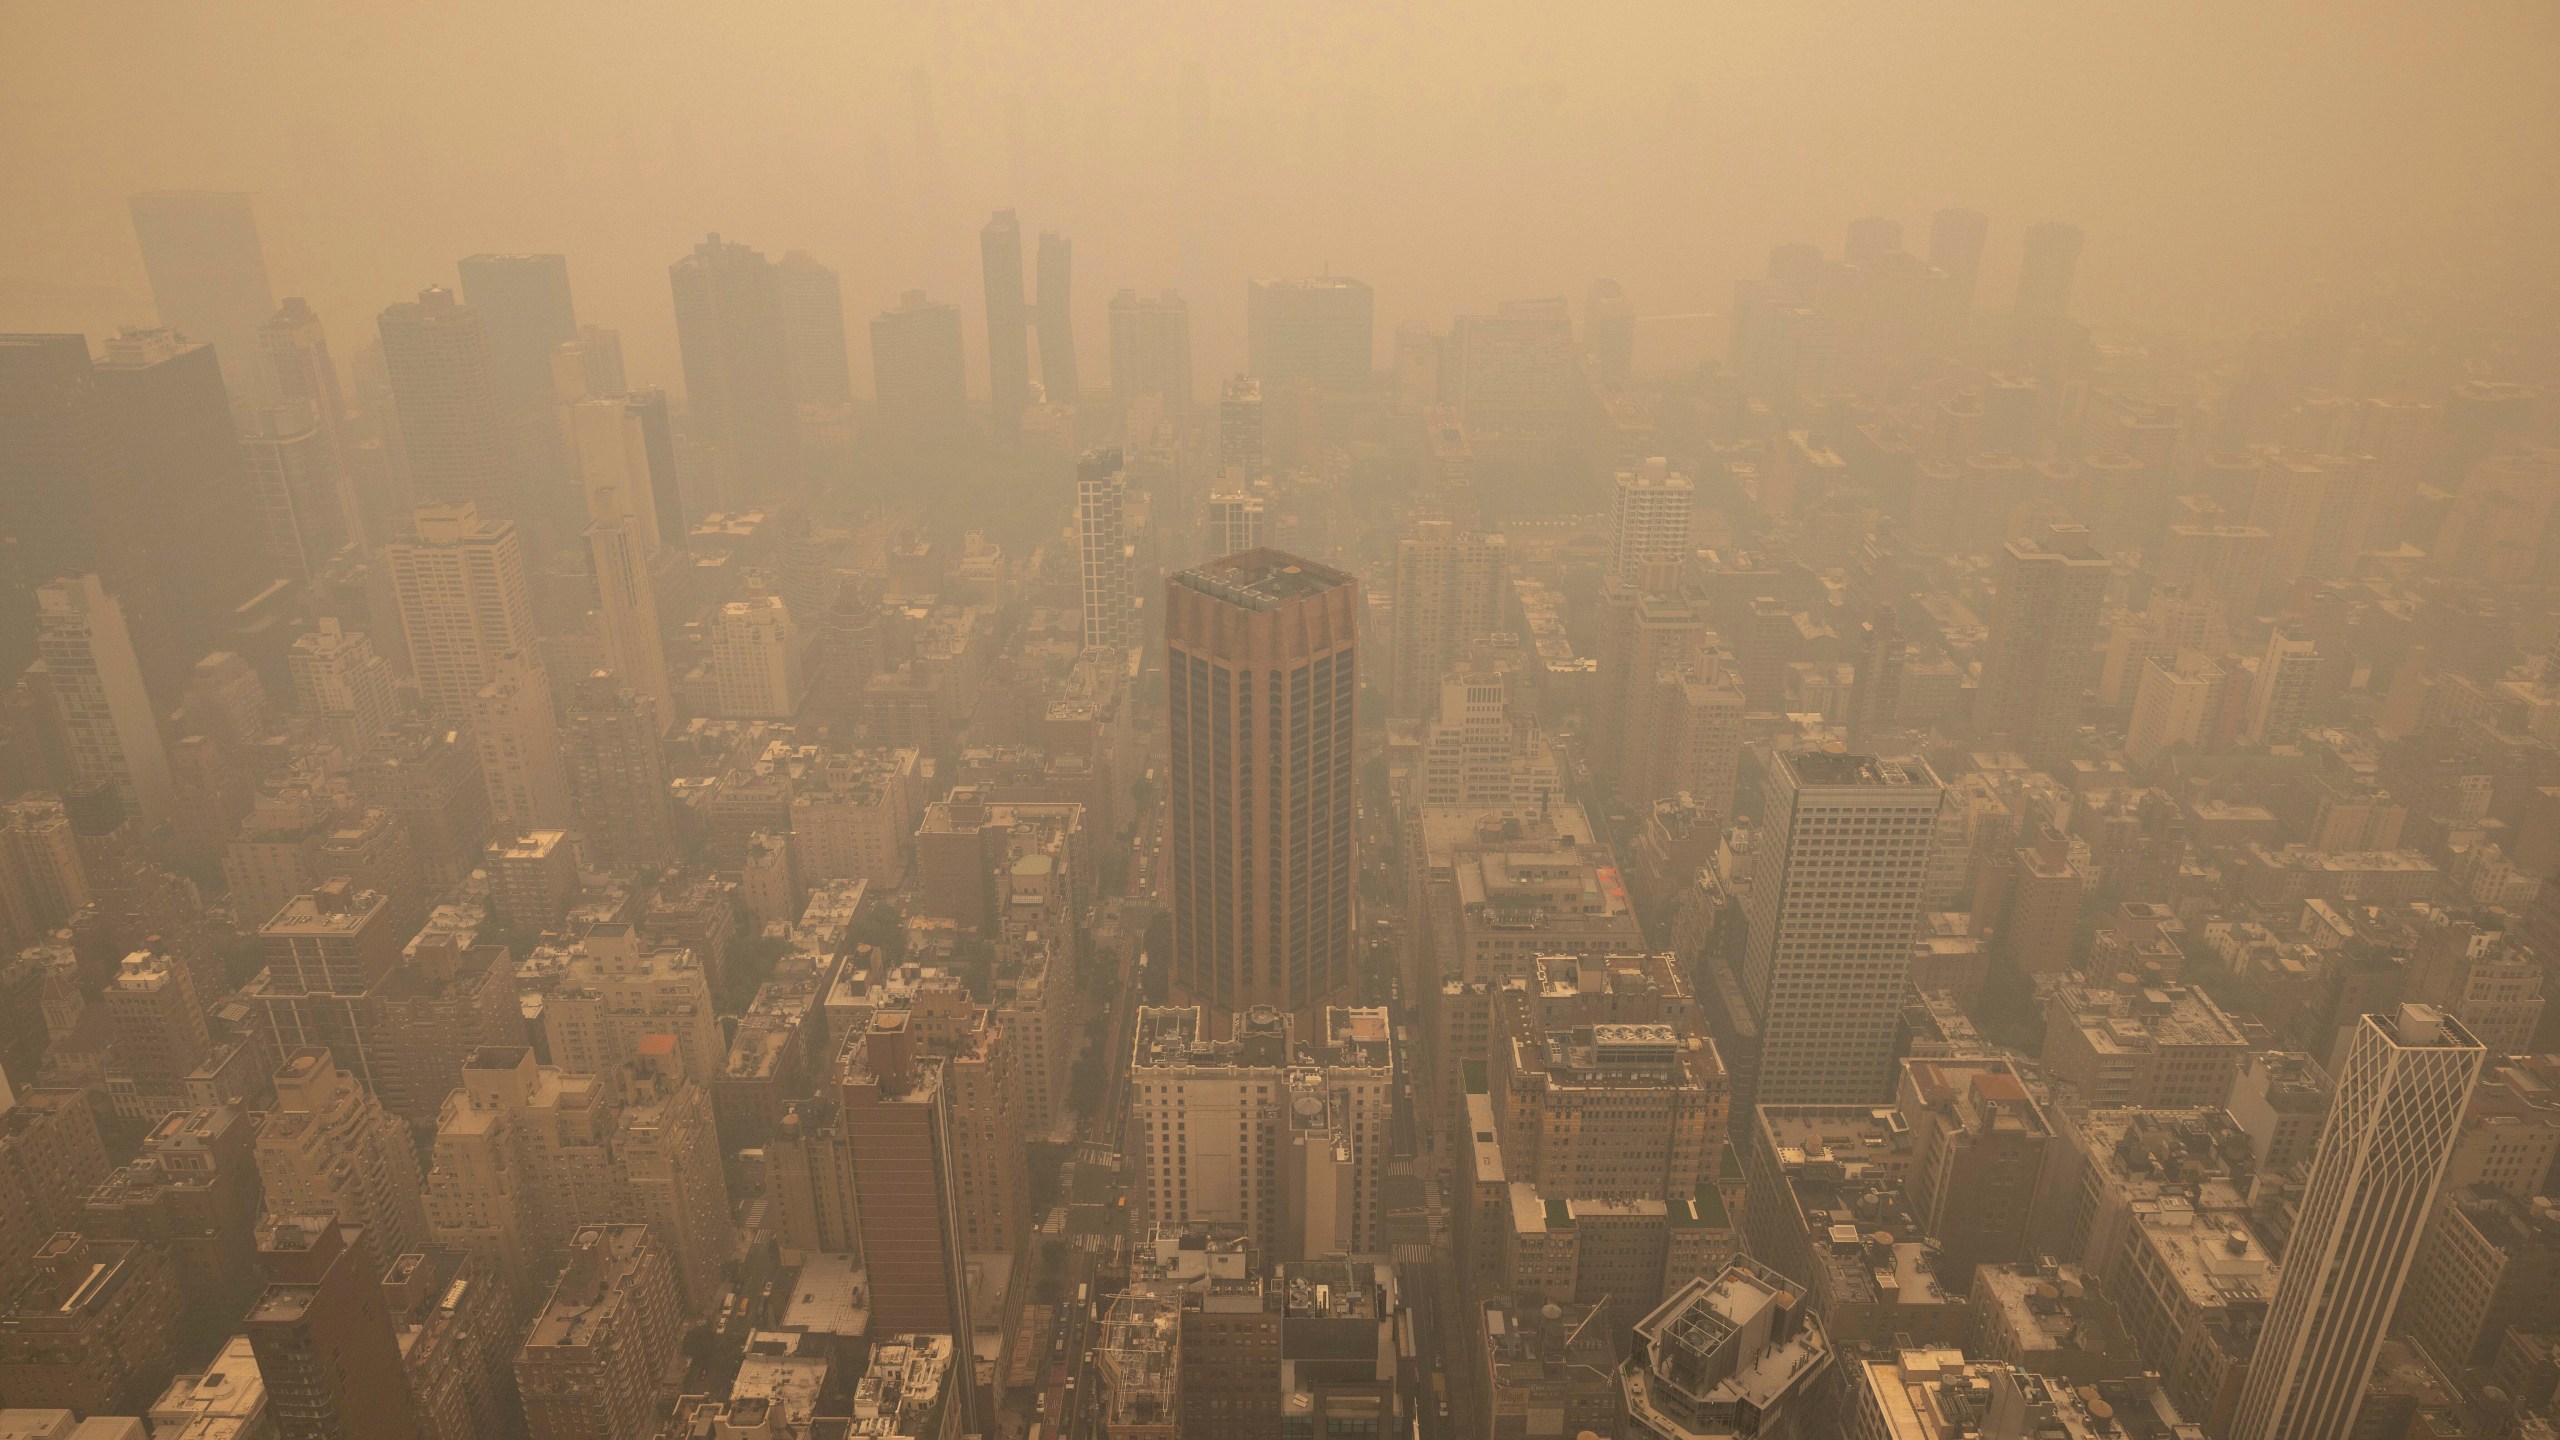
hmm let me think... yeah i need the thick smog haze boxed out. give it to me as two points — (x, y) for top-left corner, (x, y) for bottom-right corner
(7, 7), (2560, 1440)
(4, 1), (2553, 393)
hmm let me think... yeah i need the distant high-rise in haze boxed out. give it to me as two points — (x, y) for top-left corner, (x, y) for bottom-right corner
(870, 290), (969, 445)
(33, 575), (173, 827)
(128, 190), (276, 405)
(1843, 215), (1903, 265)
(1247, 276), (1374, 396)
(1109, 289), (1192, 416)
(1608, 458), (1695, 583)
(668, 234), (799, 501)
(1928, 208), (1989, 317)
(242, 399), (354, 580)
(260, 298), (355, 475)
(2230, 1005), (2483, 1440)
(1219, 374), (1264, 476)
(981, 210), (1032, 441)
(1741, 751), (1945, 1106)
(385, 502), (540, 720)
(1585, 279), (1635, 387)
(377, 286), (517, 524)
(1035, 231), (1080, 404)
(559, 322), (627, 397)
(775, 250), (853, 406)
(1165, 549), (1359, 1027)
(2012, 220), (2085, 359)
(1075, 449), (1135, 654)
(1978, 524), (2111, 762)
(88, 329), (270, 685)
(623, 389), (686, 546)
(455, 253), (576, 415)
(1389, 520), (1508, 719)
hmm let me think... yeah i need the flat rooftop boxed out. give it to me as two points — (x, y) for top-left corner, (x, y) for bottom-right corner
(1171, 549), (1354, 611)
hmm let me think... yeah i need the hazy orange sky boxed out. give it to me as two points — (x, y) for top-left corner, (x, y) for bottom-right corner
(4, 1), (2553, 399)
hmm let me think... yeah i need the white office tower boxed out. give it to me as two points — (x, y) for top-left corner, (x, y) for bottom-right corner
(2230, 1004), (2484, 1440)
(34, 575), (173, 826)
(586, 514), (673, 728)
(387, 502), (541, 720)
(469, 650), (571, 832)
(566, 397), (666, 553)
(1075, 448), (1136, 654)
(710, 589), (801, 719)
(2248, 627), (2320, 746)
(1609, 458), (1694, 584)
(1206, 482), (1267, 560)
(1741, 751), (1945, 1106)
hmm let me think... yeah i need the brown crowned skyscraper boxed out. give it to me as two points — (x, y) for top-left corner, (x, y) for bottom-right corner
(1165, 550), (1359, 1029)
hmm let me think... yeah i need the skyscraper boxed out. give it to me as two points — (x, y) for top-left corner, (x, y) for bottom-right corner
(708, 590), (801, 719)
(287, 620), (398, 758)
(1609, 458), (1695, 583)
(1165, 549), (1359, 1027)
(981, 210), (1032, 440)
(1109, 289), (1193, 417)
(586, 512), (673, 726)
(0, 334), (109, 618)
(775, 250), (852, 406)
(33, 575), (173, 826)
(1219, 373), (1264, 476)
(260, 298), (357, 501)
(244, 1214), (421, 1440)
(1076, 448), (1136, 654)
(563, 672), (677, 869)
(838, 1012), (980, 1434)
(2247, 627), (2320, 745)
(514, 1225), (684, 1440)
(567, 395), (668, 553)
(1035, 230), (1080, 404)
(242, 400), (353, 579)
(385, 502), (541, 720)
(128, 190), (276, 405)
(1585, 278), (1635, 387)
(1977, 524), (2111, 762)
(1247, 276), (1374, 396)
(2230, 1005), (2484, 1440)
(1388, 520), (1509, 718)
(2012, 220), (2085, 360)
(869, 290), (970, 444)
(455, 252), (577, 416)
(622, 389), (687, 547)
(92, 329), (270, 685)
(469, 652), (571, 832)
(668, 233), (799, 500)
(1741, 751), (1945, 1106)
(1928, 208), (1989, 318)
(458, 252), (579, 520)
(377, 286), (517, 522)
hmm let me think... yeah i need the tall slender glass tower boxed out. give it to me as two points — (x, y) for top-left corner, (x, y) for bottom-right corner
(2230, 1004), (2484, 1440)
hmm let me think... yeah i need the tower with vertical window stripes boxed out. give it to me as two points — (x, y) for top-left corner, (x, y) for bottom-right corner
(1165, 549), (1359, 1030)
